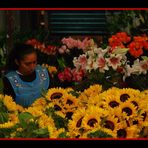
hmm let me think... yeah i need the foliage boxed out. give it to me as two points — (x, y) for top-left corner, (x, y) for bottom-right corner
(87, 130), (113, 138)
(125, 74), (148, 91)
(0, 32), (7, 69)
(106, 10), (148, 36)
(45, 107), (68, 130)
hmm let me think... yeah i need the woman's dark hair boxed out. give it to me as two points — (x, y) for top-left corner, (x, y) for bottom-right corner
(6, 43), (37, 71)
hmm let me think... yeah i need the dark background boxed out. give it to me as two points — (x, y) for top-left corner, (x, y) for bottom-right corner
(0, 0), (147, 8)
(0, 0), (148, 146)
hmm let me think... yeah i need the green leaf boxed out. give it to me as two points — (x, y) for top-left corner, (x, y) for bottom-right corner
(52, 113), (68, 129)
(18, 112), (34, 128)
(57, 57), (66, 70)
(58, 132), (69, 138)
(87, 130), (113, 138)
(33, 128), (49, 138)
(68, 90), (80, 98)
(0, 112), (9, 124)
(0, 101), (8, 112)
(0, 128), (13, 138)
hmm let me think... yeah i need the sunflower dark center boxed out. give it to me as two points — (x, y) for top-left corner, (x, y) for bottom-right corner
(126, 119), (130, 127)
(104, 120), (115, 130)
(131, 101), (138, 108)
(120, 94), (130, 102)
(54, 105), (62, 111)
(117, 129), (127, 138)
(66, 112), (73, 119)
(66, 99), (73, 105)
(122, 107), (132, 116)
(76, 117), (83, 127)
(133, 120), (138, 125)
(87, 118), (98, 127)
(51, 92), (63, 100)
(75, 135), (80, 138)
(109, 101), (119, 108)
(142, 112), (147, 121)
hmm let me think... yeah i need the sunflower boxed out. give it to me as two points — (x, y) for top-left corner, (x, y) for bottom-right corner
(126, 97), (141, 110)
(118, 88), (140, 103)
(140, 123), (148, 138)
(68, 107), (86, 138)
(141, 90), (148, 96)
(77, 84), (102, 107)
(82, 106), (102, 130)
(52, 101), (63, 112)
(3, 95), (19, 112)
(82, 125), (116, 138)
(24, 106), (44, 117)
(109, 107), (127, 123)
(128, 114), (144, 129)
(62, 93), (78, 109)
(116, 125), (140, 138)
(47, 125), (57, 138)
(137, 109), (148, 122)
(54, 111), (66, 119)
(0, 121), (16, 129)
(98, 87), (121, 103)
(65, 87), (74, 93)
(0, 112), (19, 129)
(101, 94), (121, 110)
(38, 114), (55, 129)
(64, 108), (76, 120)
(138, 92), (148, 111)
(83, 84), (102, 97)
(42, 64), (57, 77)
(55, 128), (69, 138)
(109, 104), (137, 128)
(87, 94), (101, 106)
(16, 104), (25, 113)
(95, 88), (122, 110)
(100, 114), (119, 131)
(31, 97), (47, 110)
(118, 101), (139, 126)
(8, 113), (19, 124)
(45, 87), (68, 101)
(77, 93), (89, 108)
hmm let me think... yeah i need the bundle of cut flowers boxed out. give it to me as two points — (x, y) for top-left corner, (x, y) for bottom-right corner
(57, 32), (148, 91)
(0, 84), (148, 138)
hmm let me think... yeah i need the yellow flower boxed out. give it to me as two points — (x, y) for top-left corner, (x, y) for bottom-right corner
(25, 106), (44, 117)
(82, 106), (102, 130)
(31, 97), (47, 111)
(68, 107), (86, 138)
(47, 126), (57, 138)
(45, 87), (68, 101)
(83, 84), (102, 97)
(38, 114), (55, 129)
(0, 121), (15, 128)
(3, 95), (18, 112)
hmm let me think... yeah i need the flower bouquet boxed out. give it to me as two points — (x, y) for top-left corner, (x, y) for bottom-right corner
(57, 32), (148, 91)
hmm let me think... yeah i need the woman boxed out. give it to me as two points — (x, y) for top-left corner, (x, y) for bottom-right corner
(3, 43), (52, 107)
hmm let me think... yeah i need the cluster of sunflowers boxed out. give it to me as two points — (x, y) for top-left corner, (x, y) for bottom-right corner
(0, 84), (148, 138)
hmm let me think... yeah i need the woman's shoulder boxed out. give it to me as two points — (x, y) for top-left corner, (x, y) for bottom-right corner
(36, 64), (48, 71)
(5, 70), (17, 78)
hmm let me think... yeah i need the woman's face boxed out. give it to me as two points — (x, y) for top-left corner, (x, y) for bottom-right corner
(17, 52), (37, 75)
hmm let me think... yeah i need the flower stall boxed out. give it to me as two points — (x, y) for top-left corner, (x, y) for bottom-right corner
(0, 85), (148, 138)
(1, 31), (148, 139)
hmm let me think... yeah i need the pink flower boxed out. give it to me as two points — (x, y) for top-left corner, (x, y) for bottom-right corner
(72, 69), (84, 82)
(58, 72), (65, 82)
